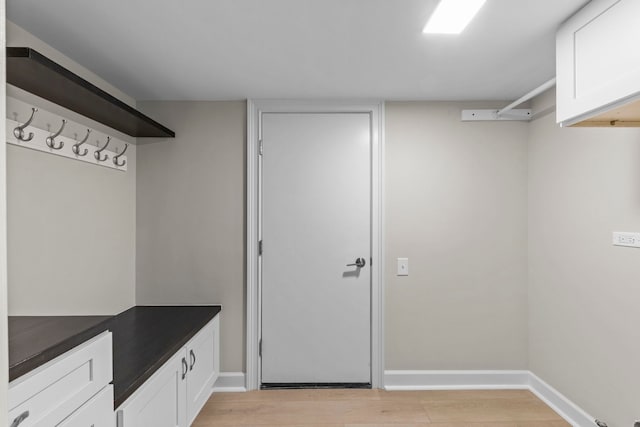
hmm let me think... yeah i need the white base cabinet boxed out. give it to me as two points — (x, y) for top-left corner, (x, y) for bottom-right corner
(116, 315), (220, 427)
(557, 0), (640, 126)
(8, 332), (113, 427)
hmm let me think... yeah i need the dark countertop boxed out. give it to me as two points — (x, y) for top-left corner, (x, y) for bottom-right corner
(8, 305), (221, 408)
(9, 315), (112, 381)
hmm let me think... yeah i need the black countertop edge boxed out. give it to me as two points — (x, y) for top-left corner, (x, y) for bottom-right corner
(109, 305), (221, 408)
(8, 315), (112, 382)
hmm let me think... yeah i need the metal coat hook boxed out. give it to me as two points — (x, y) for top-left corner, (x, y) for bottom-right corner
(13, 108), (38, 142)
(94, 136), (111, 162)
(45, 119), (67, 150)
(72, 129), (91, 157)
(113, 143), (129, 167)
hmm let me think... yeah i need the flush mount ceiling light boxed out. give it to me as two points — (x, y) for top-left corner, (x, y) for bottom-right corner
(423, 0), (487, 34)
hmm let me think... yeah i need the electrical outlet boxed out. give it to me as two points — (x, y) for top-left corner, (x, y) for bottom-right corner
(612, 232), (640, 248)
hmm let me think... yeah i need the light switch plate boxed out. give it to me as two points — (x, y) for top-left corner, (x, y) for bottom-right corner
(397, 258), (409, 276)
(613, 232), (640, 248)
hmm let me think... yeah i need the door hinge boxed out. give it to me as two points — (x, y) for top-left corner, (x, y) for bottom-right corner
(259, 139), (263, 155)
(259, 339), (262, 357)
(258, 240), (263, 255)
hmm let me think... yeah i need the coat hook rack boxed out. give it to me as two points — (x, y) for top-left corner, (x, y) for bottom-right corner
(13, 107), (37, 142)
(45, 119), (66, 150)
(72, 129), (91, 157)
(6, 105), (128, 172)
(113, 143), (129, 167)
(94, 136), (111, 162)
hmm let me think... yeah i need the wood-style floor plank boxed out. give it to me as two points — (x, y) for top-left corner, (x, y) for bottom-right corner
(423, 398), (566, 423)
(192, 389), (570, 427)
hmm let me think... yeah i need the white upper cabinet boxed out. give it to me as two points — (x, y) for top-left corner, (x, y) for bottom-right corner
(557, 0), (640, 127)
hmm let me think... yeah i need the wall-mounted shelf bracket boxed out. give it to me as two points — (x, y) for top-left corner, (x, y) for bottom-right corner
(461, 109), (532, 121)
(462, 77), (556, 122)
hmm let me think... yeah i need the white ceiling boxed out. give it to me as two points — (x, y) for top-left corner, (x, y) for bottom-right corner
(7, 0), (589, 101)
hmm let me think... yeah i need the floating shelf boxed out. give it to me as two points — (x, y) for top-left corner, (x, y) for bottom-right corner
(6, 47), (175, 139)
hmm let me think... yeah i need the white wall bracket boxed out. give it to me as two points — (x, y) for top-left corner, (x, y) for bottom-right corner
(461, 109), (532, 121)
(462, 77), (556, 122)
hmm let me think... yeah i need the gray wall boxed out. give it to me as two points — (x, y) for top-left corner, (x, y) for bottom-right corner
(385, 102), (529, 369)
(136, 101), (246, 372)
(135, 101), (529, 373)
(528, 90), (640, 427)
(7, 22), (137, 315)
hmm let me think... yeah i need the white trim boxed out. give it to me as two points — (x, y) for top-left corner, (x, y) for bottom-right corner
(246, 100), (260, 391)
(0, 2), (8, 417)
(528, 372), (595, 427)
(384, 370), (530, 391)
(246, 100), (385, 390)
(213, 372), (247, 393)
(384, 370), (596, 427)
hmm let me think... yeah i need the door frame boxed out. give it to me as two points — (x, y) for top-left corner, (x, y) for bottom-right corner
(246, 100), (385, 390)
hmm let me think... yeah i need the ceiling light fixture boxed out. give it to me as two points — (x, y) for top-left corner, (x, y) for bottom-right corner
(423, 0), (487, 34)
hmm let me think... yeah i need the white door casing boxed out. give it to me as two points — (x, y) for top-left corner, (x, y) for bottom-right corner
(1, 0), (8, 418)
(246, 100), (385, 390)
(261, 112), (371, 384)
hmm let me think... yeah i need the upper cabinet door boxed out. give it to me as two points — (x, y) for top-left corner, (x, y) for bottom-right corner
(557, 0), (640, 126)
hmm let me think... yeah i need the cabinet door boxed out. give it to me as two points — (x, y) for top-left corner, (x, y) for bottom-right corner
(186, 316), (219, 425)
(557, 0), (640, 125)
(117, 350), (187, 427)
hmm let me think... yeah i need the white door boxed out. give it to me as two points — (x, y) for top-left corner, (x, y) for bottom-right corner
(261, 112), (371, 385)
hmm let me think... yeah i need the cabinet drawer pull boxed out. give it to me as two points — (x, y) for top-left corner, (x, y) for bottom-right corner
(189, 349), (196, 371)
(181, 357), (188, 380)
(10, 410), (29, 427)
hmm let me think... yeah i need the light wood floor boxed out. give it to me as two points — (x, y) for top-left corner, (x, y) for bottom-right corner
(193, 389), (570, 426)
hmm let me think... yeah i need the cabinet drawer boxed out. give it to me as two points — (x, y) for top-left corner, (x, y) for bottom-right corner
(57, 385), (114, 427)
(9, 332), (113, 427)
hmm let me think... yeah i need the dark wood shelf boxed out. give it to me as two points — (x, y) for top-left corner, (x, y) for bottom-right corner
(7, 47), (175, 138)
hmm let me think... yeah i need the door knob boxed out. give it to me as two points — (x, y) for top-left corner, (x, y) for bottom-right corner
(347, 258), (366, 268)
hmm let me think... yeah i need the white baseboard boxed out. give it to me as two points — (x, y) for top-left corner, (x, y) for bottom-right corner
(528, 372), (595, 427)
(384, 370), (530, 391)
(384, 370), (595, 427)
(213, 372), (247, 392)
